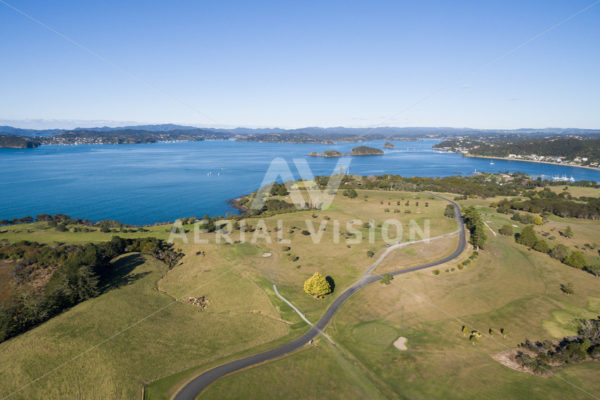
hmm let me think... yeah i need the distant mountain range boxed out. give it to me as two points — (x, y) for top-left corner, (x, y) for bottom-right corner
(2, 124), (599, 137)
(1, 124), (599, 148)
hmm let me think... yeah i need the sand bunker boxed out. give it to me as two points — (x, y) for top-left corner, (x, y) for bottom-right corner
(393, 336), (407, 350)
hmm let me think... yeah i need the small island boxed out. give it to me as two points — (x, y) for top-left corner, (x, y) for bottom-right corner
(383, 142), (395, 149)
(309, 146), (384, 157)
(307, 150), (344, 158)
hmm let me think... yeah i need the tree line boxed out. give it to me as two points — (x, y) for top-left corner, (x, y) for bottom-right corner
(495, 188), (600, 220)
(515, 316), (600, 375)
(0, 237), (182, 342)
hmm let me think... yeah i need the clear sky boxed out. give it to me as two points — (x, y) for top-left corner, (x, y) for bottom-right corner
(1, 0), (599, 129)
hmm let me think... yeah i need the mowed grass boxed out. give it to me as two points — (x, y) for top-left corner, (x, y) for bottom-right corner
(191, 197), (600, 400)
(0, 251), (290, 400)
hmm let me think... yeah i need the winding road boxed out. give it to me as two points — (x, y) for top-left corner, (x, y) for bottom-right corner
(174, 194), (466, 400)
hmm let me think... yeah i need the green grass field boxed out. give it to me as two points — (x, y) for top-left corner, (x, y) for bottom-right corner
(182, 191), (600, 400)
(1, 187), (599, 400)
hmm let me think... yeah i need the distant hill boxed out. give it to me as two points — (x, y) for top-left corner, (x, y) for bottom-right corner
(1, 124), (599, 148)
(0, 126), (63, 136)
(0, 135), (40, 148)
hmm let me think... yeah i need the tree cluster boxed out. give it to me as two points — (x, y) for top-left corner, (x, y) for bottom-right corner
(515, 317), (600, 374)
(0, 237), (182, 342)
(496, 188), (600, 220)
(462, 207), (487, 249)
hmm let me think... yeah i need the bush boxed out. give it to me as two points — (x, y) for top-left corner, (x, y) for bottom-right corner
(533, 240), (550, 254)
(563, 226), (574, 238)
(499, 225), (513, 236)
(564, 251), (586, 269)
(343, 188), (358, 198)
(366, 250), (375, 258)
(550, 244), (569, 262)
(433, 270), (440, 275)
(560, 282), (574, 295)
(55, 223), (68, 232)
(380, 273), (394, 285)
(584, 265), (600, 277)
(516, 225), (538, 248)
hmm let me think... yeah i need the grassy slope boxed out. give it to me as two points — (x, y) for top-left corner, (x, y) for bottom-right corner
(191, 195), (600, 400)
(5, 188), (597, 399)
(0, 189), (456, 399)
(0, 252), (288, 399)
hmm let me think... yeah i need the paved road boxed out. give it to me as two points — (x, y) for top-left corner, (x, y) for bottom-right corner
(174, 195), (466, 400)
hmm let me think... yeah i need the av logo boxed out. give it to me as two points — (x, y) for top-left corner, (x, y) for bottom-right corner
(249, 157), (351, 211)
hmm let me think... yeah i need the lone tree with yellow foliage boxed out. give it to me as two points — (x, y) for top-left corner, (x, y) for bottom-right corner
(303, 272), (332, 298)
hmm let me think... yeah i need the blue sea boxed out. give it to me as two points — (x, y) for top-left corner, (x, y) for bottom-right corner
(1, 139), (599, 225)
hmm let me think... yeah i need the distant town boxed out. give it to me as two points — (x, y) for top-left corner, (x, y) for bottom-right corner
(434, 136), (600, 170)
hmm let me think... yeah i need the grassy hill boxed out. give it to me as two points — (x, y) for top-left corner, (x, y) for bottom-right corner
(1, 186), (599, 399)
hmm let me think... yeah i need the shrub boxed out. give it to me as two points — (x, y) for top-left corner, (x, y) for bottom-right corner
(516, 225), (538, 247)
(560, 282), (574, 295)
(550, 244), (569, 261)
(433, 270), (440, 275)
(366, 250), (375, 258)
(380, 273), (394, 285)
(584, 265), (600, 277)
(343, 188), (358, 198)
(564, 251), (586, 269)
(533, 240), (550, 254)
(563, 226), (574, 238)
(499, 225), (513, 236)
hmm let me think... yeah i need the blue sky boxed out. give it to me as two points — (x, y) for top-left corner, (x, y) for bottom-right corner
(0, 0), (599, 129)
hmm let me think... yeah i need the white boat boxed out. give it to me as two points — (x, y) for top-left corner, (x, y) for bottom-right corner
(552, 175), (575, 182)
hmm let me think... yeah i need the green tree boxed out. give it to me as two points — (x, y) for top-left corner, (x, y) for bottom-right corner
(533, 215), (543, 225)
(380, 273), (394, 285)
(533, 240), (550, 254)
(564, 251), (586, 269)
(343, 188), (358, 198)
(516, 225), (537, 248)
(499, 224), (513, 236)
(463, 207), (487, 250)
(550, 244), (569, 262)
(303, 272), (332, 298)
(563, 226), (574, 238)
(444, 204), (455, 218)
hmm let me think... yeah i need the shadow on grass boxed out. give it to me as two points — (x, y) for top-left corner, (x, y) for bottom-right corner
(326, 276), (336, 293)
(99, 253), (151, 293)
